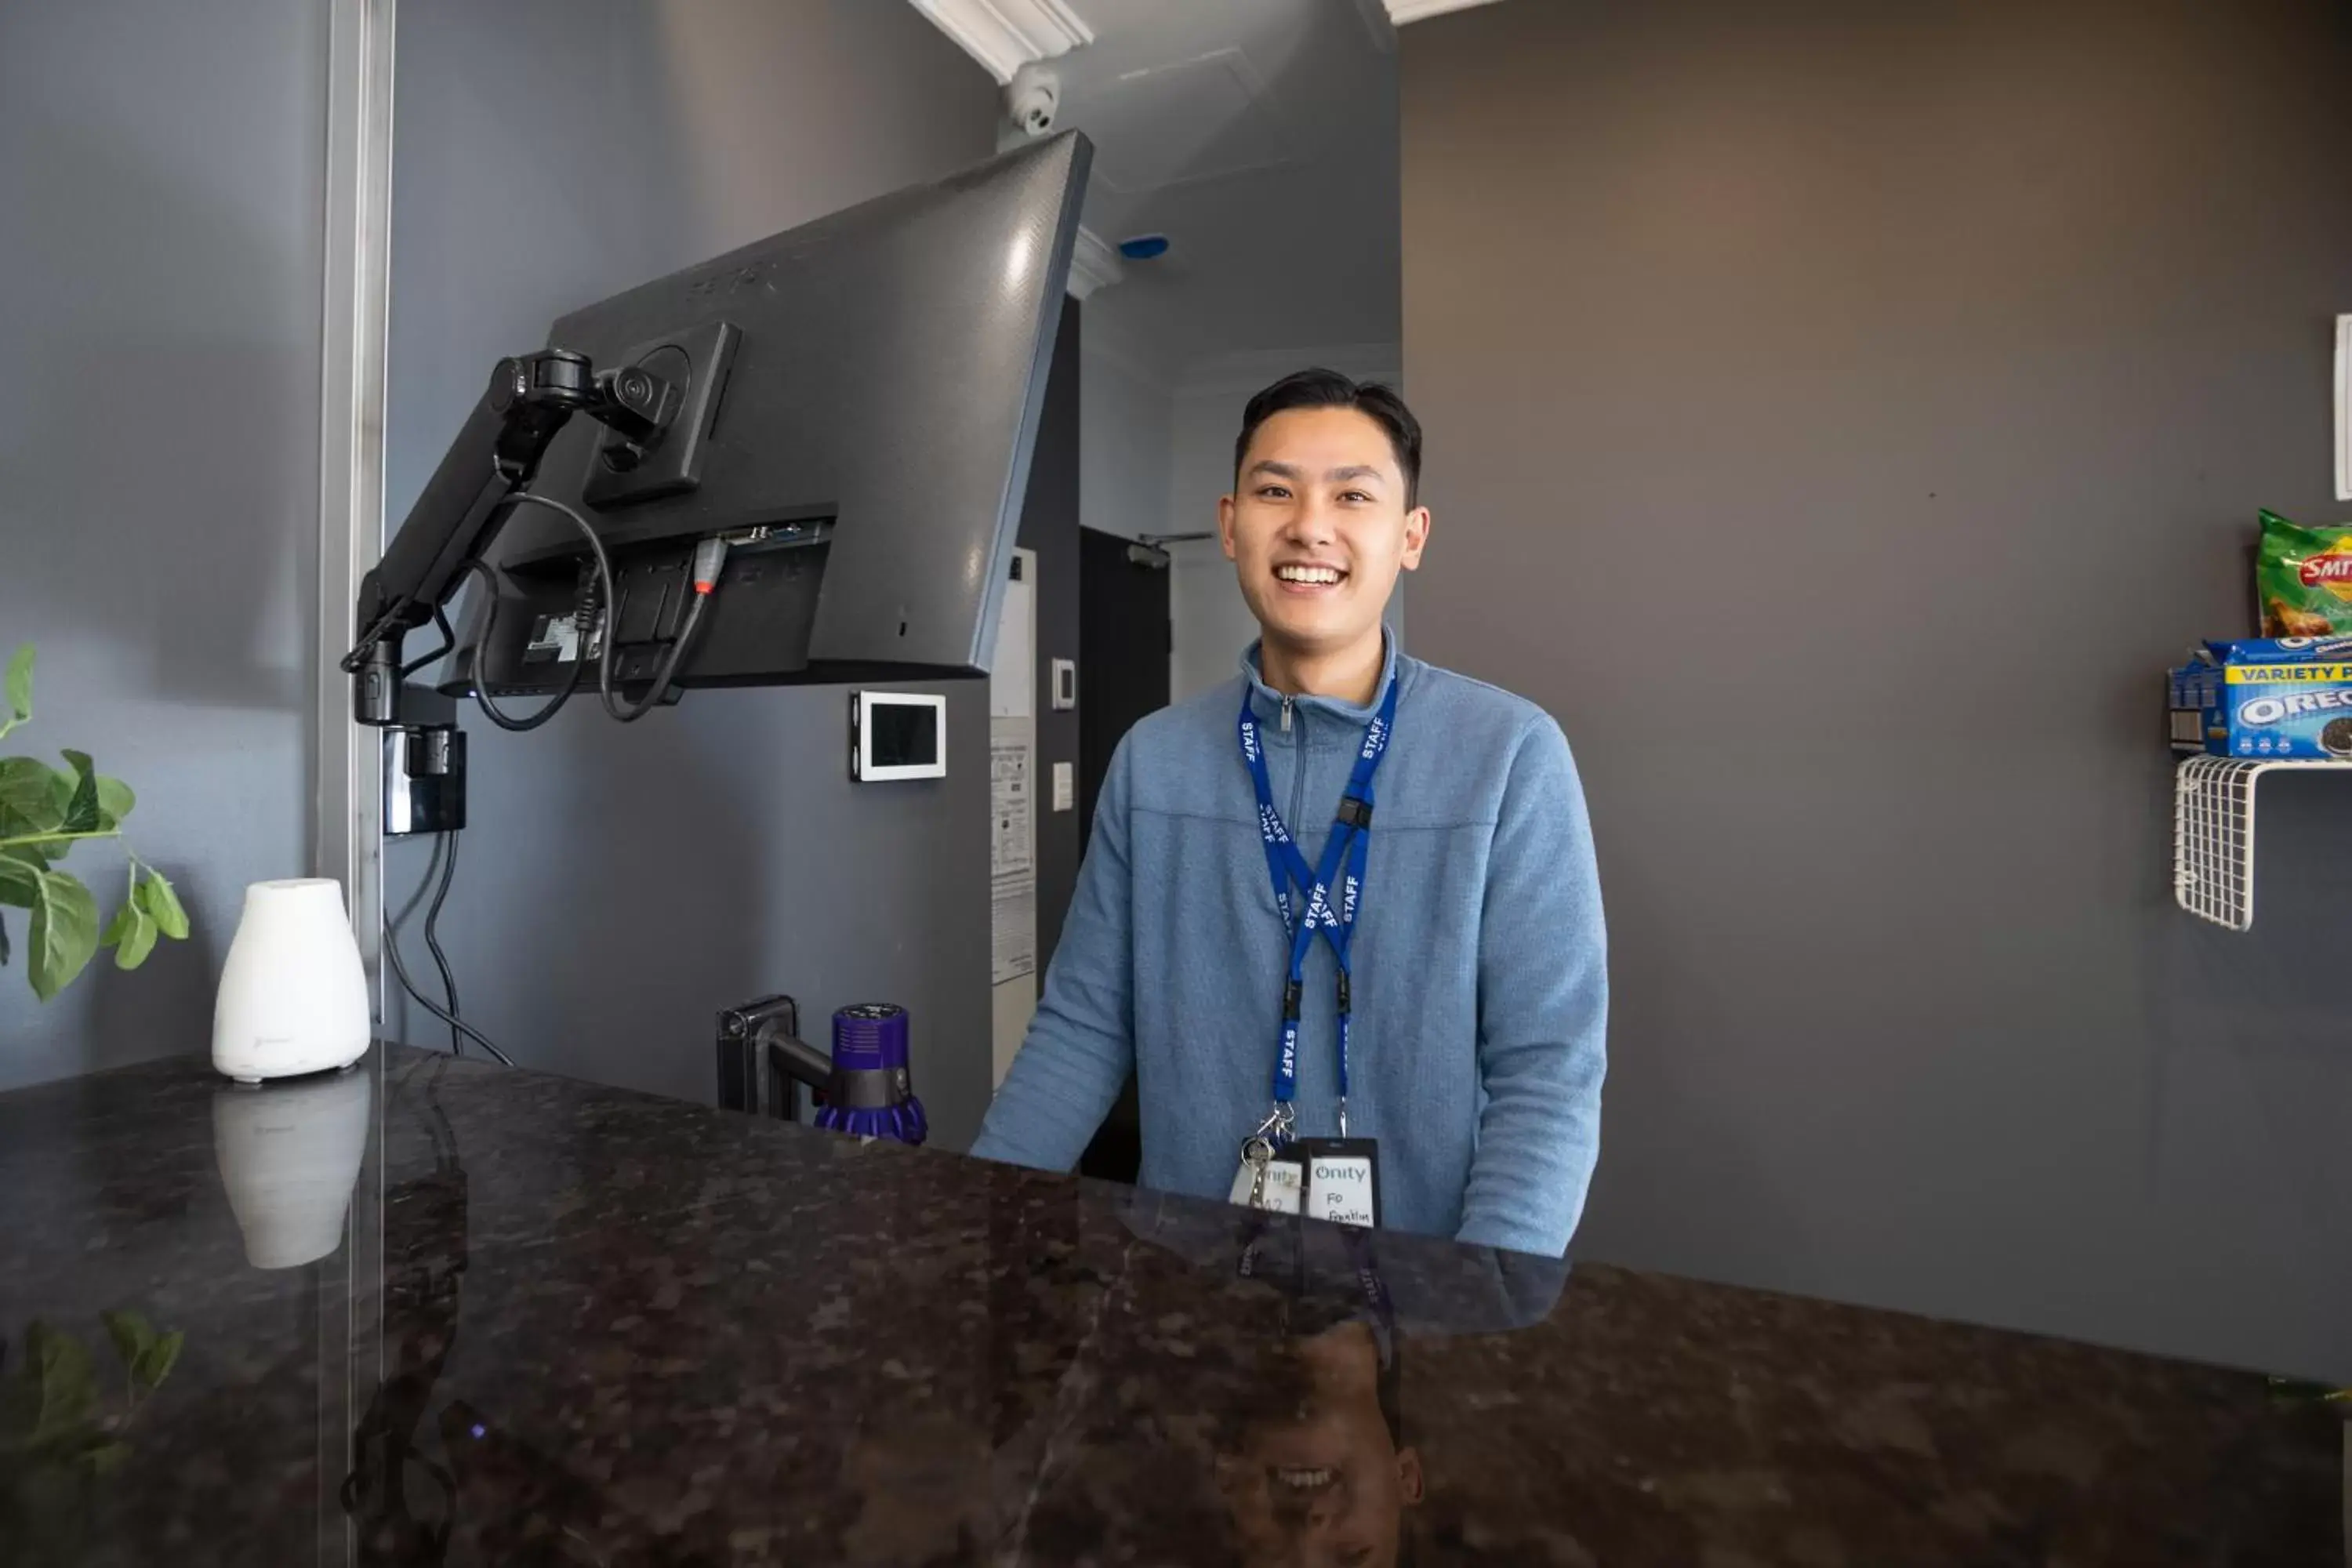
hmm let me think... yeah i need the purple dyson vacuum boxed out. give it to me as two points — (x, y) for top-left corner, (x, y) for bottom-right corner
(714, 994), (927, 1145)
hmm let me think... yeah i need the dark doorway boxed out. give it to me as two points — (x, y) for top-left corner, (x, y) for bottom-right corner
(1076, 527), (1172, 850)
(1073, 524), (1170, 1182)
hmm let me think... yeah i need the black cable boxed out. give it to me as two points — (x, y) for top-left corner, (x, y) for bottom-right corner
(490, 491), (644, 721)
(424, 830), (463, 1058)
(456, 557), (588, 731)
(351, 483), (709, 730)
(488, 489), (720, 724)
(601, 589), (708, 723)
(340, 594), (416, 675)
(399, 605), (457, 678)
(395, 831), (457, 1055)
(391, 829), (446, 942)
(383, 918), (514, 1067)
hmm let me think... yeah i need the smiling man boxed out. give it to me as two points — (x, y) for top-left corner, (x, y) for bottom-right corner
(972, 368), (1606, 1257)
(1214, 1317), (1421, 1566)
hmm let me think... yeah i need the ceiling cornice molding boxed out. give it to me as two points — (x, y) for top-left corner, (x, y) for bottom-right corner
(907, 0), (1094, 86)
(1384, 0), (1505, 25)
(1066, 227), (1125, 300)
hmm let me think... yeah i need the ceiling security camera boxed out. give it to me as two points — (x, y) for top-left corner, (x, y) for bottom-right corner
(1007, 66), (1059, 138)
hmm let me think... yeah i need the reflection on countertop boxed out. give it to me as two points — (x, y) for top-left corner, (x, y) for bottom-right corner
(0, 1044), (2339, 1565)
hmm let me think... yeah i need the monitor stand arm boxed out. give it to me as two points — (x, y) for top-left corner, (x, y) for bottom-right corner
(347, 348), (677, 728)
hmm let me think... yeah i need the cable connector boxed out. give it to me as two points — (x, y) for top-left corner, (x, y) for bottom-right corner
(691, 537), (730, 596)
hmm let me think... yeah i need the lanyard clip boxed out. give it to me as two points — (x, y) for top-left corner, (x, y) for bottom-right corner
(1251, 1104), (1296, 1146)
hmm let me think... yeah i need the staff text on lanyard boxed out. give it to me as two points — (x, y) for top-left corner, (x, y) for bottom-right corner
(1235, 675), (1399, 1141)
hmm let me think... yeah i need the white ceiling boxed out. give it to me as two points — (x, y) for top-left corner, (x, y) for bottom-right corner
(979, 0), (1405, 384)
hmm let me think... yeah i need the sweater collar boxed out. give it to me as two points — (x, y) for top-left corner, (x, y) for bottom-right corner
(1240, 630), (1399, 726)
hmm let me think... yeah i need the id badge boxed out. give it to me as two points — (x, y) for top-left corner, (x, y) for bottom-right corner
(1227, 1139), (1303, 1214)
(1291, 1138), (1381, 1228)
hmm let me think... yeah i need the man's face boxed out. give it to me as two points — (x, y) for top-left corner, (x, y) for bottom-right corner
(1220, 406), (1430, 657)
(1213, 1323), (1424, 1568)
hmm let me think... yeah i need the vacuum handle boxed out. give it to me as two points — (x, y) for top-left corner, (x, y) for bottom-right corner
(759, 1024), (833, 1091)
(717, 993), (823, 1119)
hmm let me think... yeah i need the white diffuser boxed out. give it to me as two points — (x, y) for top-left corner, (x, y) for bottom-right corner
(212, 1067), (372, 1269)
(212, 878), (372, 1083)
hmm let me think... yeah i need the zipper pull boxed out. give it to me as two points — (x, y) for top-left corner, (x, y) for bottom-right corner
(1280, 695), (1294, 734)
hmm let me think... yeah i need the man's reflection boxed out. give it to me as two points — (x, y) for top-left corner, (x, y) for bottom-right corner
(1113, 1191), (1570, 1567)
(1214, 1317), (1423, 1568)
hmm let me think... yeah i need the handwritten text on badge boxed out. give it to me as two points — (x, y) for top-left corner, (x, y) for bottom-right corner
(1308, 1158), (1375, 1226)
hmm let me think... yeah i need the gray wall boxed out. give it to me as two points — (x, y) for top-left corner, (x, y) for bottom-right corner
(1404, 0), (2352, 1379)
(0, 1), (325, 1087)
(384, 1), (1006, 1145)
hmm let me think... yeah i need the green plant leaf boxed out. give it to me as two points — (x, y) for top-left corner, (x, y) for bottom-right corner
(98, 897), (132, 948)
(131, 1330), (181, 1394)
(0, 855), (35, 909)
(26, 1322), (96, 1445)
(2, 644), (31, 739)
(2, 842), (50, 873)
(0, 757), (64, 835)
(27, 870), (99, 1001)
(95, 775), (133, 826)
(57, 751), (99, 835)
(99, 1311), (154, 1371)
(114, 905), (157, 970)
(138, 870), (188, 941)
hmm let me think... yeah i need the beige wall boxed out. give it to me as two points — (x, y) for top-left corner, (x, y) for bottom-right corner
(1403, 0), (2352, 1379)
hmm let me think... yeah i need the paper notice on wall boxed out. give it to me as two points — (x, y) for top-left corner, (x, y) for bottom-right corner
(990, 720), (1036, 985)
(992, 882), (1036, 989)
(991, 727), (1034, 880)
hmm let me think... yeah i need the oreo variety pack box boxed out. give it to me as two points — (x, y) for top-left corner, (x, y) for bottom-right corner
(2169, 636), (2352, 759)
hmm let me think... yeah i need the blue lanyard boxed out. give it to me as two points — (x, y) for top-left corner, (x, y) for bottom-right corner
(1235, 675), (1399, 1126)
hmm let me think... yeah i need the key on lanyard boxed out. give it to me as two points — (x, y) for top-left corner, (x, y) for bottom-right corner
(1243, 1136), (1274, 1208)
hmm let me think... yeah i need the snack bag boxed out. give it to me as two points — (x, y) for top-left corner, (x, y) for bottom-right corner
(2256, 508), (2352, 637)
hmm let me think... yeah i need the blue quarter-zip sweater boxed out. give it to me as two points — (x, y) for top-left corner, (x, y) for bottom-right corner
(971, 637), (1607, 1257)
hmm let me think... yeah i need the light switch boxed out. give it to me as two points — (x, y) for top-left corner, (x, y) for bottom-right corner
(1051, 659), (1077, 710)
(1051, 761), (1075, 811)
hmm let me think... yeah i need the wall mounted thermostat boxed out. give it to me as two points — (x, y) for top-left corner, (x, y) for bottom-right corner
(850, 691), (947, 781)
(1051, 658), (1077, 711)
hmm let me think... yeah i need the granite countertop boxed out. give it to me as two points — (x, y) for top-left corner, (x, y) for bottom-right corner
(0, 1044), (2339, 1566)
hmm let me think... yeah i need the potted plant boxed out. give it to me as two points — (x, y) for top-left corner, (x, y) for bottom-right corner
(0, 644), (191, 999)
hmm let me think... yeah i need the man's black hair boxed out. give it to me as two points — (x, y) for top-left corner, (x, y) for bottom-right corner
(1233, 368), (1423, 507)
